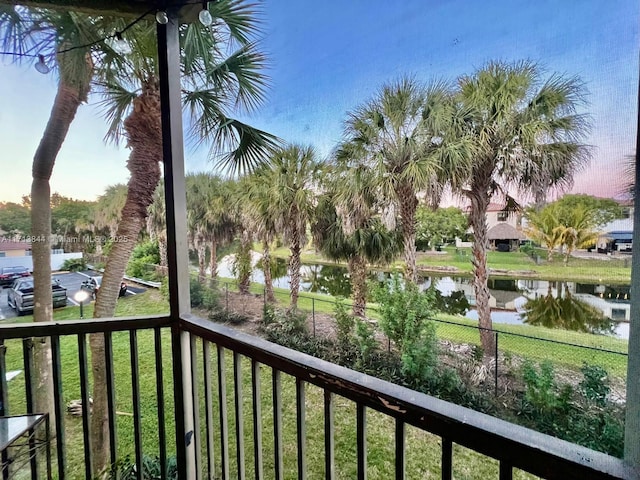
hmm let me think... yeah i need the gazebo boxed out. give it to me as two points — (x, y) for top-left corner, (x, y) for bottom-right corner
(486, 223), (526, 251)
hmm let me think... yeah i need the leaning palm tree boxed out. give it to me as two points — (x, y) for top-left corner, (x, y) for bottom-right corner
(252, 144), (319, 310)
(89, 3), (277, 473)
(0, 5), (109, 435)
(345, 77), (467, 283)
(453, 61), (590, 356)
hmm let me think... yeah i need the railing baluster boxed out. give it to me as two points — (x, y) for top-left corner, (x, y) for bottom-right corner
(500, 460), (513, 480)
(0, 340), (7, 417)
(217, 345), (229, 480)
(78, 334), (92, 480)
(395, 419), (405, 480)
(50, 335), (65, 480)
(22, 339), (37, 479)
(296, 379), (306, 479)
(104, 331), (118, 470)
(441, 438), (452, 480)
(190, 336), (202, 480)
(324, 390), (334, 480)
(130, 330), (143, 480)
(203, 341), (215, 480)
(272, 369), (283, 480)
(154, 328), (167, 480)
(234, 352), (245, 480)
(357, 403), (367, 480)
(251, 360), (263, 480)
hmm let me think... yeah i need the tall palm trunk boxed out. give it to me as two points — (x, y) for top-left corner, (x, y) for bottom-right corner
(348, 255), (368, 317)
(91, 81), (162, 475)
(396, 181), (418, 283)
(209, 238), (218, 278)
(238, 230), (252, 294)
(31, 52), (91, 437)
(262, 239), (276, 303)
(196, 233), (206, 281)
(289, 229), (302, 310)
(468, 183), (496, 357)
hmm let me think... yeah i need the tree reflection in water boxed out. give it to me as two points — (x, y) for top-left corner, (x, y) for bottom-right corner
(521, 282), (613, 334)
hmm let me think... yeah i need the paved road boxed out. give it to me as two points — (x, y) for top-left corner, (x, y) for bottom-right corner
(0, 271), (146, 321)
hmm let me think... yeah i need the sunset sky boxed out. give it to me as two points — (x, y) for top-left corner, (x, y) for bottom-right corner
(0, 0), (637, 204)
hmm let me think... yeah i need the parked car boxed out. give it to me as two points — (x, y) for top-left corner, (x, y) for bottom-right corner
(0, 266), (31, 287)
(7, 276), (67, 315)
(81, 276), (128, 299)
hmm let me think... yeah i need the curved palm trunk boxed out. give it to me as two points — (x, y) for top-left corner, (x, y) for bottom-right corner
(262, 239), (276, 303)
(348, 255), (368, 318)
(91, 81), (162, 475)
(468, 186), (496, 358)
(289, 232), (302, 310)
(396, 182), (418, 284)
(31, 56), (91, 436)
(209, 238), (218, 278)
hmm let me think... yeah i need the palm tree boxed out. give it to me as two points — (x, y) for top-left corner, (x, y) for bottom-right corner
(253, 144), (319, 310)
(204, 176), (238, 280)
(186, 173), (213, 281)
(345, 77), (467, 283)
(453, 61), (590, 355)
(0, 5), (106, 435)
(556, 205), (600, 265)
(524, 204), (564, 262)
(241, 174), (279, 302)
(313, 147), (400, 317)
(88, 3), (277, 472)
(147, 184), (167, 268)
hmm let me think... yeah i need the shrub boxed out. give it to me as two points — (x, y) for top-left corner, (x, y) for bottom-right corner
(60, 257), (86, 272)
(579, 363), (610, 407)
(333, 299), (355, 346)
(188, 277), (219, 310)
(126, 240), (161, 280)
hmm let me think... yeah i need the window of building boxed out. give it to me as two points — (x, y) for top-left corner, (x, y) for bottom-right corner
(497, 211), (509, 222)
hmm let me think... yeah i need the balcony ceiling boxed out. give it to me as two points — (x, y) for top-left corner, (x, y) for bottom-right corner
(0, 1), (198, 18)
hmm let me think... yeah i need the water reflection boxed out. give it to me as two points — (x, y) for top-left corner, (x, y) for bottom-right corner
(521, 282), (613, 334)
(218, 255), (630, 337)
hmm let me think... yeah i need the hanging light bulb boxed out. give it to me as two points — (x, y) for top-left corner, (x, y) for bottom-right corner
(155, 10), (169, 25)
(34, 54), (50, 74)
(108, 32), (132, 55)
(199, 2), (213, 26)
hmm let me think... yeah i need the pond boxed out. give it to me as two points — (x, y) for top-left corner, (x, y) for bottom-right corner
(217, 255), (631, 339)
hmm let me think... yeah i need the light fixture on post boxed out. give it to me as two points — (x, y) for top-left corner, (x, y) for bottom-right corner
(74, 290), (90, 319)
(34, 55), (50, 74)
(198, 1), (213, 26)
(155, 10), (169, 25)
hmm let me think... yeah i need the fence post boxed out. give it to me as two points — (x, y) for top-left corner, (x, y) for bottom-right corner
(494, 331), (499, 397)
(312, 298), (316, 337)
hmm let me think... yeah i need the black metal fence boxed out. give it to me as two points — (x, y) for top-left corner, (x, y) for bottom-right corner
(212, 278), (629, 398)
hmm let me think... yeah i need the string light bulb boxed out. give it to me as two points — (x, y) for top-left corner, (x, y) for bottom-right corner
(108, 32), (132, 55)
(198, 2), (213, 26)
(34, 55), (50, 74)
(155, 10), (169, 25)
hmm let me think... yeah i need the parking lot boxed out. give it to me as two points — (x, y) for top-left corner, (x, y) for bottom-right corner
(0, 271), (146, 320)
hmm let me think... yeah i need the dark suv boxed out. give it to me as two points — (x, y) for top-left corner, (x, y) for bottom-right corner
(0, 266), (31, 287)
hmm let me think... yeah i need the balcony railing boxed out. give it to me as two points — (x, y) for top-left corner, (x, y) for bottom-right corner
(0, 314), (637, 479)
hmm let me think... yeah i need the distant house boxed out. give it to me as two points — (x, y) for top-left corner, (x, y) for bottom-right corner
(596, 197), (633, 254)
(0, 240), (32, 258)
(458, 203), (525, 251)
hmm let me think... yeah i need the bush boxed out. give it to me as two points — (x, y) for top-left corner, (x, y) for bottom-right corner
(189, 277), (219, 310)
(579, 363), (610, 407)
(126, 240), (161, 281)
(60, 257), (86, 272)
(109, 455), (178, 479)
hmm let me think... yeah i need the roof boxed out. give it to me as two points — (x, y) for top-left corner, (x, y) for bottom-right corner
(486, 223), (526, 241)
(602, 231), (633, 241)
(0, 241), (31, 252)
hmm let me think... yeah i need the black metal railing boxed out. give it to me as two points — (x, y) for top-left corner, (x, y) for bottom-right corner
(0, 314), (636, 479)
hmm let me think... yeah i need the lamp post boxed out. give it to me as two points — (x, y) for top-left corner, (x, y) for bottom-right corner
(74, 290), (90, 319)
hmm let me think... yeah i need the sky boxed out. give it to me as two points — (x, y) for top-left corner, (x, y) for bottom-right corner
(0, 0), (637, 204)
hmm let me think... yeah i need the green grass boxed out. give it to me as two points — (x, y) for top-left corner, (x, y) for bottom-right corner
(2, 291), (540, 479)
(270, 245), (632, 284)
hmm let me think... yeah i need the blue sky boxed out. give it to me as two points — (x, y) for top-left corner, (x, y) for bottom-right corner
(0, 0), (637, 203)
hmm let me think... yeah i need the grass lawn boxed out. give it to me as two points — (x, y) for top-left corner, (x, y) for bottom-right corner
(270, 245), (632, 284)
(218, 277), (628, 378)
(2, 289), (541, 479)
